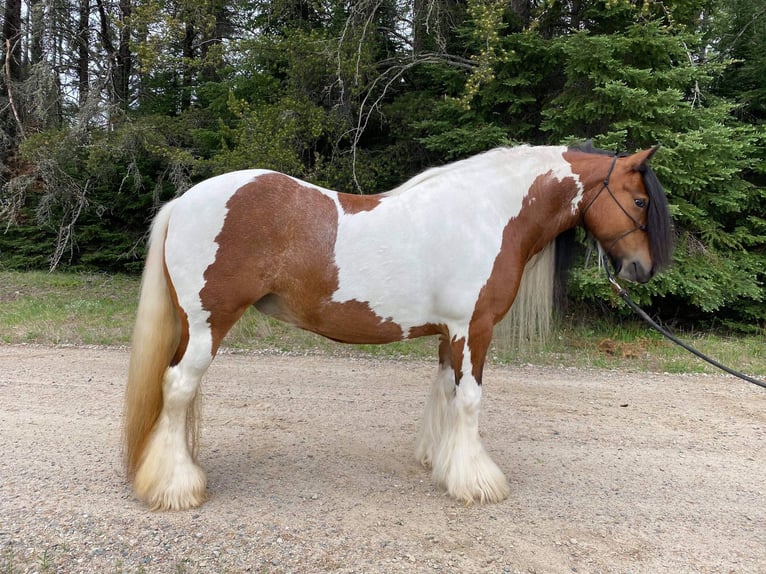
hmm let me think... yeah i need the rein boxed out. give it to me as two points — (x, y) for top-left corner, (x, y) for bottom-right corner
(601, 255), (766, 391)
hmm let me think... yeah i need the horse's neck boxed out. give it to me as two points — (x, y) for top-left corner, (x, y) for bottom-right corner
(376, 146), (585, 243)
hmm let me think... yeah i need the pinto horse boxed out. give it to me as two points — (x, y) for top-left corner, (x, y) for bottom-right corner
(124, 144), (673, 511)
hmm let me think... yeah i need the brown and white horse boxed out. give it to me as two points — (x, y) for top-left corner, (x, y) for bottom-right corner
(123, 144), (673, 510)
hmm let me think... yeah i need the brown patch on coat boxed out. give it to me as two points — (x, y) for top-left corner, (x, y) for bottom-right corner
(197, 173), (404, 355)
(430, 333), (462, 386)
(166, 264), (190, 366)
(562, 149), (606, 184)
(438, 334), (452, 368)
(408, 323), (447, 341)
(337, 192), (383, 214)
(450, 336), (466, 384)
(467, 170), (581, 382)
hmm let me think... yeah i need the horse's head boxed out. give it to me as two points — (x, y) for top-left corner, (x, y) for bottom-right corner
(577, 147), (674, 283)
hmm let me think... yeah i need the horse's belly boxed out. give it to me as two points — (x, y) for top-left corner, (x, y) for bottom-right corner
(253, 292), (442, 345)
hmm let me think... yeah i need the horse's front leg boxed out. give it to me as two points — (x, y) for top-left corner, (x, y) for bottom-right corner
(415, 335), (455, 468)
(427, 328), (510, 504)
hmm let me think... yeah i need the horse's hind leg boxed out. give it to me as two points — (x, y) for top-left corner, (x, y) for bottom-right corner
(133, 340), (212, 511)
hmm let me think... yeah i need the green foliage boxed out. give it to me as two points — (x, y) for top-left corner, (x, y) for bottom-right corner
(713, 0), (766, 123)
(541, 22), (723, 145)
(0, 0), (764, 331)
(0, 117), (192, 272)
(528, 13), (766, 330)
(209, 93), (333, 177)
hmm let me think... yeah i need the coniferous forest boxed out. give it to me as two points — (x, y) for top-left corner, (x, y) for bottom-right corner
(0, 0), (764, 330)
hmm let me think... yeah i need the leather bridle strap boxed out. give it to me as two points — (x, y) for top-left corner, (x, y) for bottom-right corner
(580, 154), (647, 254)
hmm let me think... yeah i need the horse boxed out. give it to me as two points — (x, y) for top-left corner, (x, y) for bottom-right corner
(123, 144), (673, 511)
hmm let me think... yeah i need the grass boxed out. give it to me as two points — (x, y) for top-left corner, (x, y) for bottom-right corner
(0, 270), (764, 376)
(510, 318), (766, 376)
(0, 271), (138, 346)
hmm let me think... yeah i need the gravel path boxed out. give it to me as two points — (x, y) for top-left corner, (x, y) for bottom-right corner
(1, 344), (765, 573)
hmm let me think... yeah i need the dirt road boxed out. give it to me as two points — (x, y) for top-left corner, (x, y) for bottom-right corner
(1, 344), (765, 573)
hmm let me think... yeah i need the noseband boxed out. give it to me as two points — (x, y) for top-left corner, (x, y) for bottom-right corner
(580, 154), (648, 255)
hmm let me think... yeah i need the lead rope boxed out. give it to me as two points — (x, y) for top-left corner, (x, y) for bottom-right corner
(601, 253), (766, 390)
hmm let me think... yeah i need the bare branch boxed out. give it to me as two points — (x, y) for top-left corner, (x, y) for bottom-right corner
(49, 180), (89, 272)
(723, 5), (766, 55)
(5, 38), (26, 140)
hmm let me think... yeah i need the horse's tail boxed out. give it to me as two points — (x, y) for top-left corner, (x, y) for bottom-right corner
(495, 239), (559, 351)
(123, 201), (181, 477)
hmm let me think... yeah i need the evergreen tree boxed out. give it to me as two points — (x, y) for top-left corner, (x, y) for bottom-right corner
(0, 0), (763, 329)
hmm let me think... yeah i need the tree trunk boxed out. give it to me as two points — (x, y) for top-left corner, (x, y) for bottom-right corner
(509, 0), (531, 29)
(198, 0), (227, 85)
(29, 0), (44, 65)
(2, 0), (22, 81)
(181, 21), (195, 111)
(115, 0), (132, 108)
(96, 0), (132, 110)
(77, 0), (90, 104)
(2, 0), (23, 146)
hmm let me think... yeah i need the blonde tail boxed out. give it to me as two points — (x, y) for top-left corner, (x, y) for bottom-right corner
(123, 201), (181, 477)
(494, 241), (556, 352)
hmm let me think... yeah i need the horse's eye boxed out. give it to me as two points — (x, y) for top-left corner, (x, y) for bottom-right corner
(634, 198), (647, 209)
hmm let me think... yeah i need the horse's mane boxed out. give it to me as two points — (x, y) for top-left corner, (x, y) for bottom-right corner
(382, 164), (450, 196)
(383, 147), (513, 197)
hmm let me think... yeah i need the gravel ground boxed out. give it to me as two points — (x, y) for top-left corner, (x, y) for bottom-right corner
(1, 344), (765, 573)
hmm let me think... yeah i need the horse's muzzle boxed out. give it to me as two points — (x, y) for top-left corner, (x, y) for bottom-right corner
(613, 258), (653, 284)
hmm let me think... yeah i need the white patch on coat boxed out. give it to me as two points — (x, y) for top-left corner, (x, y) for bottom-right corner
(164, 170), (271, 357)
(331, 146), (577, 338)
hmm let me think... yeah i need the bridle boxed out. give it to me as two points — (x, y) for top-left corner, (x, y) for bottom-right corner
(580, 154), (648, 255)
(587, 154), (766, 390)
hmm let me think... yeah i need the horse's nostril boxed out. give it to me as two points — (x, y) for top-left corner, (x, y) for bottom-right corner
(632, 261), (652, 284)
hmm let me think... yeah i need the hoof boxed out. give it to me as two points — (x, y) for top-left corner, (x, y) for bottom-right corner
(445, 463), (511, 505)
(433, 442), (510, 505)
(134, 453), (207, 511)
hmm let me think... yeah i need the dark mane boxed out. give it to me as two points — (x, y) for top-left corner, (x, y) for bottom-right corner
(568, 141), (674, 273)
(640, 165), (674, 272)
(568, 141), (620, 157)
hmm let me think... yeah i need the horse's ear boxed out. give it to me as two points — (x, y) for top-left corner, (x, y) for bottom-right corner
(630, 145), (660, 172)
